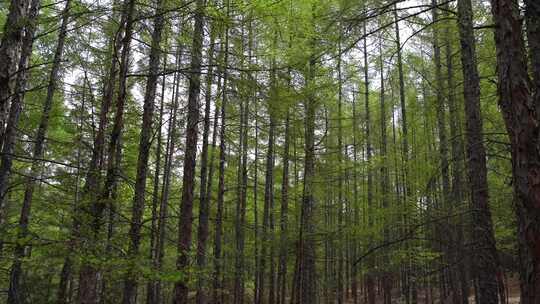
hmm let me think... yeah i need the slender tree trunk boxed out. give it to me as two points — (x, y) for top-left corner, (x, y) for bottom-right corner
(213, 5), (229, 301)
(152, 51), (182, 303)
(121, 0), (165, 301)
(443, 9), (469, 303)
(8, 0), (70, 301)
(234, 87), (247, 304)
(195, 22), (216, 304)
(456, 0), (500, 302)
(146, 64), (166, 304)
(3, 0), (40, 301)
(378, 31), (392, 304)
(294, 47), (317, 304)
(172, 0), (205, 302)
(432, 2), (459, 303)
(253, 98), (260, 304)
(363, 16), (375, 304)
(336, 32), (345, 304)
(77, 0), (134, 300)
(258, 109), (276, 304)
(278, 110), (291, 304)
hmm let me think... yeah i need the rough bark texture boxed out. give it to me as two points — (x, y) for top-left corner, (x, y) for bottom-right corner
(0, 0), (37, 247)
(0, 0), (31, 144)
(4, 0), (40, 301)
(121, 0), (165, 301)
(457, 0), (500, 302)
(490, 0), (540, 303)
(195, 24), (216, 304)
(76, 0), (131, 300)
(444, 8), (469, 303)
(172, 0), (204, 302)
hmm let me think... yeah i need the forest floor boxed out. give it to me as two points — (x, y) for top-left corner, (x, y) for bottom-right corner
(344, 275), (521, 304)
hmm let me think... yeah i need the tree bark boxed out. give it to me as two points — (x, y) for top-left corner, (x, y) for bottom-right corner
(195, 21), (216, 304)
(213, 18), (229, 303)
(121, 0), (165, 300)
(76, 0), (133, 300)
(0, 0), (40, 249)
(278, 110), (291, 304)
(457, 0), (501, 302)
(443, 7), (469, 303)
(294, 48), (317, 304)
(0, 0), (32, 145)
(490, 0), (540, 303)
(172, 0), (205, 302)
(363, 15), (375, 304)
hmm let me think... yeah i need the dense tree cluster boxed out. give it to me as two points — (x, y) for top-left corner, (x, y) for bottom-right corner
(0, 0), (539, 303)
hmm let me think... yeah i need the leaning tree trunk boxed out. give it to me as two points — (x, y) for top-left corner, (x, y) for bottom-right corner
(456, 0), (501, 302)
(77, 0), (135, 301)
(489, 0), (540, 303)
(7, 0), (70, 302)
(58, 2), (125, 301)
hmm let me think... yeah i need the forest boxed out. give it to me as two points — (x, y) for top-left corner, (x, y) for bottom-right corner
(0, 0), (539, 303)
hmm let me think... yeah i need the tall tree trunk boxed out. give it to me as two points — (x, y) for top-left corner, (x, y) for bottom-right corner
(234, 88), (247, 304)
(258, 109), (276, 304)
(172, 0), (205, 302)
(122, 0), (165, 301)
(253, 98), (260, 304)
(278, 110), (291, 304)
(378, 31), (392, 304)
(444, 9), (469, 303)
(213, 24), (229, 303)
(77, 0), (135, 304)
(336, 31), (345, 304)
(294, 49), (317, 304)
(8, 0), (70, 301)
(490, 0), (540, 303)
(3, 0), (40, 301)
(432, 2), (459, 303)
(146, 70), (165, 304)
(59, 4), (124, 301)
(456, 0), (501, 302)
(0, 0), (40, 249)
(195, 22), (216, 304)
(363, 15), (375, 304)
(151, 47), (183, 303)
(77, 0), (135, 300)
